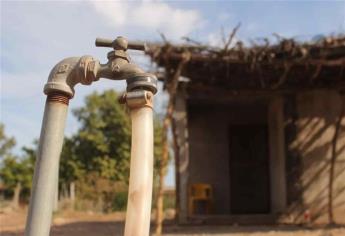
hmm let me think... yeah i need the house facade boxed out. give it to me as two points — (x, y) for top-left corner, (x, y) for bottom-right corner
(148, 36), (345, 224)
(173, 87), (344, 224)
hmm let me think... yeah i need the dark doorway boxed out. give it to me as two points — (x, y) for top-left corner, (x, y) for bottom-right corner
(229, 124), (270, 214)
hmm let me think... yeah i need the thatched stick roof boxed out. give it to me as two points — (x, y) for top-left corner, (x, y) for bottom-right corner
(146, 35), (345, 91)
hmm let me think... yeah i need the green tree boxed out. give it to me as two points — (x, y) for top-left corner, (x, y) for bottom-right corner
(59, 137), (82, 202)
(153, 116), (164, 185)
(0, 123), (15, 158)
(72, 90), (131, 181)
(0, 124), (34, 207)
(0, 155), (34, 207)
(65, 90), (131, 211)
(56, 90), (164, 212)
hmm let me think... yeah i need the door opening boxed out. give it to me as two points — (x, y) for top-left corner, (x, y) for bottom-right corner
(229, 124), (270, 214)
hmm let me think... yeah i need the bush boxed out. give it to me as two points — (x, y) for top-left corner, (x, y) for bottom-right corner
(111, 191), (128, 211)
(75, 173), (129, 213)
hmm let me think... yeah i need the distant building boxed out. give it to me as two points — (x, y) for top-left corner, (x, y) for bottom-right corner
(148, 36), (345, 225)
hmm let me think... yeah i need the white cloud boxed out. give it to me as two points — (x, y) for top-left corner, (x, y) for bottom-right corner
(91, 1), (129, 26)
(207, 32), (223, 48)
(89, 0), (203, 40)
(207, 31), (239, 48)
(246, 22), (260, 32)
(217, 12), (233, 22)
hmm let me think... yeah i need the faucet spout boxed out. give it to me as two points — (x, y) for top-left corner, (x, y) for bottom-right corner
(97, 58), (149, 81)
(95, 36), (158, 94)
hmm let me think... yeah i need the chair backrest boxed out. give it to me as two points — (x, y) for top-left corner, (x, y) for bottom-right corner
(189, 183), (212, 198)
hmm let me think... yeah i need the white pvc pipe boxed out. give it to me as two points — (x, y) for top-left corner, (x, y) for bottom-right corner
(124, 106), (154, 236)
(25, 99), (68, 236)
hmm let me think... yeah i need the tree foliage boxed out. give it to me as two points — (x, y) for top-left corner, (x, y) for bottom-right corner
(0, 89), (164, 212)
(153, 116), (165, 184)
(0, 155), (34, 191)
(72, 90), (131, 182)
(0, 123), (35, 204)
(59, 137), (83, 186)
(0, 123), (16, 158)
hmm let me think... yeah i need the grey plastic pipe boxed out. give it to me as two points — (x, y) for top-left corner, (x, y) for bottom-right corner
(124, 106), (154, 236)
(25, 96), (69, 236)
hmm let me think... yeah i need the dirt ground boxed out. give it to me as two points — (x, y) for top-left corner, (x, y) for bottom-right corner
(1, 209), (345, 236)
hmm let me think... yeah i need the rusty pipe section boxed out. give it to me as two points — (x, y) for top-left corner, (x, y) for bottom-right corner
(25, 57), (99, 236)
(123, 91), (154, 236)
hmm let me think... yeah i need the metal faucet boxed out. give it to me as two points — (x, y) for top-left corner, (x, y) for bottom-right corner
(25, 36), (157, 236)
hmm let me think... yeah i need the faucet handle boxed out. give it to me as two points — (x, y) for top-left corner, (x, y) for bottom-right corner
(95, 36), (147, 51)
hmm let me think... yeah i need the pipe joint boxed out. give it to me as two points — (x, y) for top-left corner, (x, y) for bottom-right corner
(120, 90), (153, 109)
(126, 76), (157, 94)
(44, 56), (100, 98)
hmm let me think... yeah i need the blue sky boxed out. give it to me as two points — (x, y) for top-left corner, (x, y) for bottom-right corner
(1, 0), (344, 187)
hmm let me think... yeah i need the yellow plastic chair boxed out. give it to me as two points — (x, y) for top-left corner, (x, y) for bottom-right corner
(188, 183), (213, 216)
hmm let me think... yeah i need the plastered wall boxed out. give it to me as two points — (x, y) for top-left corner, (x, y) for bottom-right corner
(286, 90), (345, 224)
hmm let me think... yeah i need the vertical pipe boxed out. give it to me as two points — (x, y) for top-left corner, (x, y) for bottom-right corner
(25, 93), (69, 236)
(124, 106), (154, 236)
(53, 168), (59, 212)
